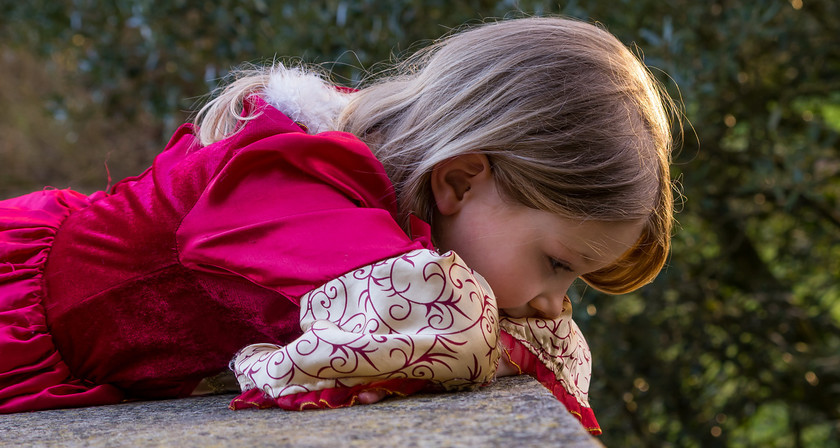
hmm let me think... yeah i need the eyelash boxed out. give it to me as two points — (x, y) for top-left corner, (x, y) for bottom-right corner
(549, 257), (572, 272)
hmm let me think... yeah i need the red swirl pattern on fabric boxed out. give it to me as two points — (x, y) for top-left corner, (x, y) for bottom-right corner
(229, 249), (500, 409)
(228, 249), (601, 437)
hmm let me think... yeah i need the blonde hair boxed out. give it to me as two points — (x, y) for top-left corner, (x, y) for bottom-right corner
(198, 17), (677, 295)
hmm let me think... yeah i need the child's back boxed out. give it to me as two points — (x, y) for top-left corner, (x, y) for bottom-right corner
(1, 96), (428, 411)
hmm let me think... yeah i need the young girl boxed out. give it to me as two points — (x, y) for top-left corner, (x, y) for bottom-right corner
(0, 17), (674, 435)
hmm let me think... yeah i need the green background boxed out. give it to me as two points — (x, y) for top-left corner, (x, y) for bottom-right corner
(1, 1), (838, 446)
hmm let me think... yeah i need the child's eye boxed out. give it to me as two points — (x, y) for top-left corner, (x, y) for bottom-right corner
(549, 257), (572, 272)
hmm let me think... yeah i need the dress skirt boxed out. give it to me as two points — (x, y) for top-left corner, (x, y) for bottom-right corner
(0, 189), (123, 413)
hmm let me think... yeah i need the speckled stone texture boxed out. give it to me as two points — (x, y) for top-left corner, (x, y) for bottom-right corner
(0, 376), (603, 447)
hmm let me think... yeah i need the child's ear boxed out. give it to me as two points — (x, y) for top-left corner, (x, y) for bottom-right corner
(430, 154), (491, 216)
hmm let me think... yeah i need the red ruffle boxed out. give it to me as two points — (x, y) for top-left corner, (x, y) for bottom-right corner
(499, 331), (602, 435)
(0, 189), (124, 413)
(230, 333), (601, 435)
(229, 379), (430, 410)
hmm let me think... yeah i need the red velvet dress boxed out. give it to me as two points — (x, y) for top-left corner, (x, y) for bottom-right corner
(0, 97), (430, 413)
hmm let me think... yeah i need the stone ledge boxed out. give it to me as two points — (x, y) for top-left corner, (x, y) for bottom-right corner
(0, 376), (603, 447)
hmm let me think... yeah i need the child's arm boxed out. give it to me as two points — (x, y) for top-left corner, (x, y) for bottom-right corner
(226, 248), (600, 434)
(229, 249), (500, 410)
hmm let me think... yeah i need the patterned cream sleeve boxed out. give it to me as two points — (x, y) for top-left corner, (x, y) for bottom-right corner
(229, 249), (500, 410)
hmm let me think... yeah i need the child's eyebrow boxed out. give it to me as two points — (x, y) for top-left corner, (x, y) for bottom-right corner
(558, 241), (598, 267)
(575, 249), (598, 266)
(578, 240), (612, 265)
(579, 250), (597, 263)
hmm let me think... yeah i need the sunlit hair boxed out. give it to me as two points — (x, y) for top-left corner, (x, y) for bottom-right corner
(196, 17), (678, 295)
(340, 17), (676, 294)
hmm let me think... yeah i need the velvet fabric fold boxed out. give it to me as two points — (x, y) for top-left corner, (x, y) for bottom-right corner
(1, 97), (433, 413)
(0, 189), (124, 413)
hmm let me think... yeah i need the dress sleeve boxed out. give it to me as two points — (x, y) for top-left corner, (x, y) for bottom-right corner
(228, 249), (501, 410)
(175, 117), (429, 302)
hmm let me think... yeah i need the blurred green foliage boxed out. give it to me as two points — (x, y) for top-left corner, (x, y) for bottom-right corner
(1, 1), (838, 446)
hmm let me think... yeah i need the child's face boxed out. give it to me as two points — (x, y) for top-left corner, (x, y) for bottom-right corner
(433, 159), (644, 319)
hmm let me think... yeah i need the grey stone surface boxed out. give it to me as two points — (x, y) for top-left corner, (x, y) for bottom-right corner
(0, 376), (603, 447)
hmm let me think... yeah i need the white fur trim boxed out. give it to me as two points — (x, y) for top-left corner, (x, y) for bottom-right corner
(262, 65), (352, 134)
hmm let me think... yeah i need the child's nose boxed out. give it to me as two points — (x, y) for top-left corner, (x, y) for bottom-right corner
(528, 292), (568, 319)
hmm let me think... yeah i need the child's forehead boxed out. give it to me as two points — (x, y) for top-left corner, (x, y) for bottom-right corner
(539, 216), (645, 257)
